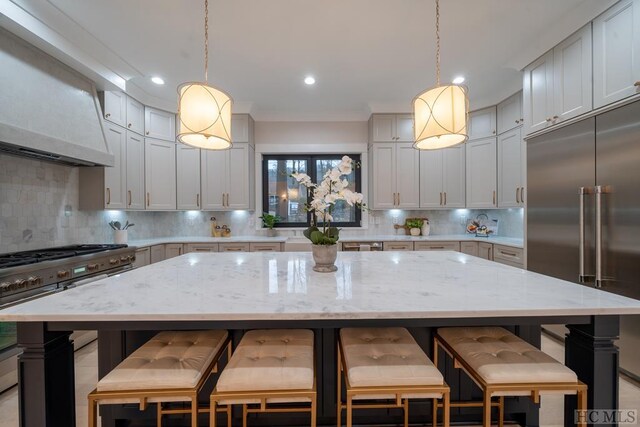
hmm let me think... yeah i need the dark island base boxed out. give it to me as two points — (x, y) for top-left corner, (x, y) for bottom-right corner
(17, 316), (620, 427)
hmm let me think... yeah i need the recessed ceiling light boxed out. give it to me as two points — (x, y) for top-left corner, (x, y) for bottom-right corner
(151, 76), (165, 85)
(304, 76), (316, 85)
(452, 76), (465, 85)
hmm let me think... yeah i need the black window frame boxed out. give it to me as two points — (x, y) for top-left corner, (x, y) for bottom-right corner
(262, 154), (362, 228)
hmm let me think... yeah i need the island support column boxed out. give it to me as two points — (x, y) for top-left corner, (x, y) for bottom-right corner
(565, 315), (619, 427)
(17, 322), (76, 427)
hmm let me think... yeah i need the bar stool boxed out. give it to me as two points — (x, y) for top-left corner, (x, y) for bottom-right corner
(338, 327), (450, 427)
(210, 329), (317, 427)
(434, 326), (588, 427)
(88, 330), (231, 427)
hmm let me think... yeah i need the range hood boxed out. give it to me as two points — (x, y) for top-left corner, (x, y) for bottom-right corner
(0, 27), (113, 167)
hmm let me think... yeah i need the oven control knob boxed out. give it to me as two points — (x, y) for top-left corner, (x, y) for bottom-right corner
(57, 270), (70, 279)
(120, 256), (128, 262)
(27, 276), (40, 286)
(0, 282), (11, 291)
(14, 279), (28, 289)
(87, 263), (99, 271)
(110, 258), (120, 265)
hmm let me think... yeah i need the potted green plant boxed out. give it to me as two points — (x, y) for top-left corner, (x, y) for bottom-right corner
(291, 156), (366, 272)
(406, 219), (424, 236)
(259, 213), (281, 237)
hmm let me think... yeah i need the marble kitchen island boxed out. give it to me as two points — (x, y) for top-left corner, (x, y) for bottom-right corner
(2, 251), (640, 427)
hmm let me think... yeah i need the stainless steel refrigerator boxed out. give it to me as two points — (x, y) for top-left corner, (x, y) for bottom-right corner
(527, 99), (640, 379)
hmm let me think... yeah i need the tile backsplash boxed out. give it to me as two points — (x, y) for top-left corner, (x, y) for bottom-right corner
(0, 154), (524, 253)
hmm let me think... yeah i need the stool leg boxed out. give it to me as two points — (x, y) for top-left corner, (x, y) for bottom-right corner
(577, 388), (587, 427)
(243, 404), (248, 427)
(227, 404), (232, 427)
(210, 399), (217, 427)
(337, 346), (342, 427)
(311, 395), (317, 427)
(191, 397), (198, 427)
(432, 398), (437, 427)
(482, 393), (492, 427)
(498, 396), (504, 427)
(346, 395), (353, 427)
(442, 392), (450, 427)
(403, 398), (409, 427)
(156, 402), (162, 427)
(88, 398), (97, 427)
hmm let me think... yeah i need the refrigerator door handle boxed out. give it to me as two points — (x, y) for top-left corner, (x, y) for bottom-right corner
(579, 187), (587, 283)
(595, 185), (605, 288)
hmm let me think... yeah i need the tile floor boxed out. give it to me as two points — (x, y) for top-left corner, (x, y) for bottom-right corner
(0, 335), (638, 427)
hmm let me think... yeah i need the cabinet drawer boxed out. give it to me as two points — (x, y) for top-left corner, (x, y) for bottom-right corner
(383, 242), (414, 251)
(219, 243), (250, 252)
(185, 243), (219, 253)
(165, 244), (184, 259)
(492, 244), (524, 267)
(460, 241), (479, 256)
(250, 242), (282, 252)
(414, 241), (461, 251)
(478, 242), (493, 260)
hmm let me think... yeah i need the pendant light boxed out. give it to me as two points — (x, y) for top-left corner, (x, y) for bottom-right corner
(177, 0), (233, 150)
(413, 0), (468, 150)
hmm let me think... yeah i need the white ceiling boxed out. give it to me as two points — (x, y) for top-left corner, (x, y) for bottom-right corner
(1, 0), (617, 120)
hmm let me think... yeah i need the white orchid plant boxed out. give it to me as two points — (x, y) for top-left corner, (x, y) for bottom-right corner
(291, 156), (365, 245)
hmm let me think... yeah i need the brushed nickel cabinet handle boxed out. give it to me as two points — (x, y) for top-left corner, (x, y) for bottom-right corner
(500, 250), (518, 257)
(521, 187), (525, 203)
(493, 190), (496, 206)
(105, 113), (111, 118)
(222, 193), (225, 207)
(197, 193), (200, 207)
(439, 192), (443, 206)
(147, 192), (150, 207)
(444, 192), (447, 205)
(546, 117), (552, 122)
(146, 131), (150, 135)
(128, 190), (132, 206)
(516, 187), (520, 204)
(515, 119), (520, 124)
(553, 115), (559, 120)
(106, 187), (111, 205)
(397, 192), (400, 206)
(128, 123), (132, 128)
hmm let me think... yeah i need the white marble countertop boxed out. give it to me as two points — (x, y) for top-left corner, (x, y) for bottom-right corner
(1, 251), (638, 322)
(129, 235), (523, 249)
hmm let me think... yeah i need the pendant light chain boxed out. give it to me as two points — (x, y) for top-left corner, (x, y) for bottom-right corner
(435, 0), (440, 86)
(204, 0), (209, 82)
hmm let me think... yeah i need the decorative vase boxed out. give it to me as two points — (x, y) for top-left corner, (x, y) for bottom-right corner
(421, 222), (431, 236)
(410, 228), (421, 236)
(311, 244), (338, 272)
(266, 228), (277, 237)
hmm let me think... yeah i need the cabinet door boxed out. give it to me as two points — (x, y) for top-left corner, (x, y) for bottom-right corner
(419, 150), (444, 208)
(201, 149), (227, 210)
(553, 24), (593, 122)
(468, 107), (497, 140)
(165, 244), (184, 259)
(150, 245), (166, 264)
(478, 242), (493, 260)
(523, 50), (554, 134)
(460, 241), (479, 256)
(185, 243), (219, 253)
(395, 143), (420, 208)
(442, 145), (466, 207)
(102, 91), (126, 127)
(126, 131), (145, 209)
(219, 243), (250, 252)
(371, 115), (396, 142)
(497, 92), (523, 134)
(177, 145), (201, 210)
(227, 144), (251, 209)
(145, 138), (176, 210)
(133, 247), (150, 268)
(466, 137), (497, 208)
(414, 241), (460, 251)
(593, 0), (640, 108)
(103, 124), (126, 209)
(497, 127), (523, 208)
(395, 114), (415, 141)
(125, 96), (145, 135)
(144, 107), (175, 141)
(383, 242), (414, 251)
(231, 114), (250, 142)
(370, 143), (396, 208)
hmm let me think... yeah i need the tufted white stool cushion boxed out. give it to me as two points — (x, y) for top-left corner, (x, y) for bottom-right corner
(216, 329), (314, 394)
(340, 327), (444, 389)
(437, 327), (578, 384)
(97, 330), (228, 392)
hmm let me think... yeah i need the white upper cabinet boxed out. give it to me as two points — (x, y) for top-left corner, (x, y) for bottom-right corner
(369, 142), (419, 209)
(201, 149), (227, 210)
(497, 92), (523, 134)
(144, 107), (175, 141)
(497, 127), (525, 208)
(126, 131), (145, 209)
(201, 143), (255, 211)
(395, 143), (420, 208)
(593, 0), (640, 108)
(231, 114), (254, 143)
(466, 137), (497, 208)
(523, 50), (555, 134)
(103, 124), (127, 209)
(553, 24), (592, 122)
(370, 114), (414, 142)
(468, 107), (497, 140)
(125, 96), (145, 135)
(144, 138), (176, 210)
(176, 145), (201, 210)
(102, 91), (127, 128)
(419, 146), (465, 208)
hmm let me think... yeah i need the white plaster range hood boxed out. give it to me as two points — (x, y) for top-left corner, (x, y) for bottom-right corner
(0, 27), (113, 166)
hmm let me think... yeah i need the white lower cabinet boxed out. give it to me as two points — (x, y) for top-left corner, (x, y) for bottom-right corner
(478, 242), (493, 260)
(150, 245), (165, 264)
(414, 241), (461, 251)
(185, 243), (219, 253)
(219, 243), (250, 252)
(250, 242), (283, 252)
(177, 145), (201, 210)
(133, 247), (150, 268)
(460, 241), (479, 256)
(144, 138), (176, 210)
(497, 127), (525, 208)
(466, 137), (497, 208)
(492, 244), (525, 268)
(165, 244), (184, 259)
(382, 242), (414, 251)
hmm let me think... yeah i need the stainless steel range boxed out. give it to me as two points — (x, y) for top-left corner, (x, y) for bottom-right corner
(0, 244), (136, 392)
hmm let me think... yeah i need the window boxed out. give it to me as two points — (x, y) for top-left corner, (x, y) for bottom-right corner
(262, 154), (362, 227)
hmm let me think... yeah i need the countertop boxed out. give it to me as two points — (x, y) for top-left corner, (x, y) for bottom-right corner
(128, 235), (523, 249)
(1, 251), (638, 322)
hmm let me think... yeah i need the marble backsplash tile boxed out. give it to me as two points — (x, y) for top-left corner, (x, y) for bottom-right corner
(0, 154), (524, 253)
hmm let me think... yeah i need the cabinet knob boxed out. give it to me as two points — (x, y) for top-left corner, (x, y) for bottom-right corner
(492, 130), (496, 134)
(515, 119), (520, 124)
(128, 123), (132, 128)
(105, 113), (111, 118)
(146, 131), (150, 135)
(552, 115), (558, 120)
(545, 117), (552, 122)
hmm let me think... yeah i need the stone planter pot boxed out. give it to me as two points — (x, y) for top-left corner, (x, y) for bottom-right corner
(265, 228), (277, 237)
(311, 244), (338, 272)
(410, 228), (421, 236)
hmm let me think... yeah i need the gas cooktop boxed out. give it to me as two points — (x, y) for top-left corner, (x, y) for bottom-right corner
(0, 244), (128, 269)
